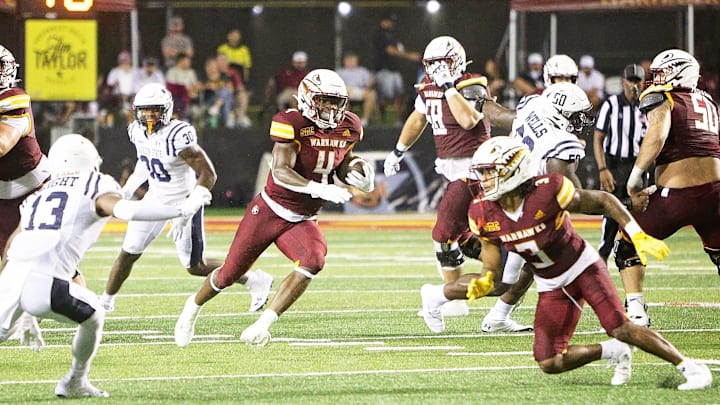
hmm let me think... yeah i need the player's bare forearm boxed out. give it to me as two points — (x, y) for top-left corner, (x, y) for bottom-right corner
(482, 100), (515, 131)
(574, 189), (633, 225)
(180, 146), (217, 190)
(0, 121), (22, 157)
(446, 92), (481, 129)
(397, 111), (427, 148)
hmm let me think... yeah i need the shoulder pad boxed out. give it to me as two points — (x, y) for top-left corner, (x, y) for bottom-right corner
(458, 84), (488, 101)
(457, 76), (488, 90)
(638, 92), (667, 114)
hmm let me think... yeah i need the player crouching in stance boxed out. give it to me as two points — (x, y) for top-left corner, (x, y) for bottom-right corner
(420, 136), (712, 390)
(0, 134), (209, 398)
(174, 69), (374, 348)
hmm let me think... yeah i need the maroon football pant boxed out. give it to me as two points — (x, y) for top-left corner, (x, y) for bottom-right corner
(533, 262), (628, 362)
(632, 181), (720, 249)
(432, 179), (474, 243)
(215, 194), (327, 288)
(0, 195), (25, 254)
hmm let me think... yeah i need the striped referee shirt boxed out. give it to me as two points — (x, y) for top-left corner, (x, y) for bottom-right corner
(595, 93), (646, 159)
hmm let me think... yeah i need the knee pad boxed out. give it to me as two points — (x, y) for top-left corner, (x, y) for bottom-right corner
(704, 247), (720, 275)
(459, 234), (482, 260)
(435, 241), (464, 268)
(613, 239), (642, 270)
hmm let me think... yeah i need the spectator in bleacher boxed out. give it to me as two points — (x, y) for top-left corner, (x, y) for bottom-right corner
(512, 52), (544, 97)
(265, 51), (309, 112)
(577, 54), (605, 110)
(133, 56), (165, 93)
(165, 52), (202, 120)
(372, 16), (421, 125)
(161, 16), (194, 70)
(337, 51), (376, 127)
(216, 53), (251, 128)
(483, 58), (507, 104)
(216, 28), (252, 84)
(105, 50), (137, 121)
(201, 57), (234, 128)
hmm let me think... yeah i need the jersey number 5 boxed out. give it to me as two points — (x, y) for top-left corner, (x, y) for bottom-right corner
(691, 93), (720, 134)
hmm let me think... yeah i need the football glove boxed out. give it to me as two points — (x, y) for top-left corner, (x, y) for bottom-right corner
(180, 185), (212, 217)
(345, 162), (375, 193)
(466, 271), (494, 304)
(383, 150), (404, 176)
(166, 216), (190, 242)
(430, 60), (457, 89)
(306, 181), (352, 204)
(630, 231), (670, 265)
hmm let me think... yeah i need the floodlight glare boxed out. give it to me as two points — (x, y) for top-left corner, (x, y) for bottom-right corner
(338, 2), (352, 16)
(426, 0), (440, 14)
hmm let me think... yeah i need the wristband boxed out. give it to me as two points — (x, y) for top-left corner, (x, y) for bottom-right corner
(598, 167), (608, 172)
(393, 141), (409, 157)
(444, 87), (458, 97)
(629, 165), (644, 181)
(624, 220), (642, 239)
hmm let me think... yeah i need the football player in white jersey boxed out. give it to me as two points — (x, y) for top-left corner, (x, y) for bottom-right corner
(0, 134), (209, 398)
(100, 84), (273, 313)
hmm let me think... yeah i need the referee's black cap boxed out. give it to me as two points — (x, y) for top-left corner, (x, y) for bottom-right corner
(623, 64), (645, 81)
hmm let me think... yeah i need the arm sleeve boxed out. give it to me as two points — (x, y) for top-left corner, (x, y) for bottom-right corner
(122, 160), (150, 196)
(112, 199), (182, 221)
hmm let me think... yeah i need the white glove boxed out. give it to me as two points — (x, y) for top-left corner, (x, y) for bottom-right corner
(167, 216), (189, 242)
(383, 150), (404, 176)
(306, 181), (352, 204)
(345, 162), (375, 193)
(430, 60), (457, 89)
(179, 185), (212, 217)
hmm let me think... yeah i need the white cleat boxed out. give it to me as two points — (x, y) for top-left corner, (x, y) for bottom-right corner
(55, 375), (109, 398)
(678, 362), (713, 390)
(440, 300), (469, 317)
(420, 284), (445, 333)
(174, 295), (202, 348)
(481, 315), (533, 333)
(610, 341), (633, 386)
(240, 324), (271, 347)
(248, 270), (274, 313)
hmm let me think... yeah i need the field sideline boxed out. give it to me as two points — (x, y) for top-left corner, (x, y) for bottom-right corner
(1, 213), (717, 404)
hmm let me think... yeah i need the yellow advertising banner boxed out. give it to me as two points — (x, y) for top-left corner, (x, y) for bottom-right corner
(24, 19), (97, 101)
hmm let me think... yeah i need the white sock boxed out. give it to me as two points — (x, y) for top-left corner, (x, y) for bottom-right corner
(487, 299), (515, 322)
(100, 292), (115, 303)
(600, 338), (623, 360)
(187, 294), (203, 312)
(626, 293), (644, 304)
(254, 309), (278, 330)
(244, 271), (258, 287)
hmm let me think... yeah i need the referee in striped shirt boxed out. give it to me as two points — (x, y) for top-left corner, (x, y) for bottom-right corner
(592, 64), (647, 263)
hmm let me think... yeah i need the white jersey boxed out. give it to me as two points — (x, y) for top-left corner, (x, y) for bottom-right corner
(7, 172), (121, 279)
(510, 94), (585, 175)
(128, 119), (198, 203)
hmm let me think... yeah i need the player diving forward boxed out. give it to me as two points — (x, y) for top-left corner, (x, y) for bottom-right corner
(0, 134), (210, 398)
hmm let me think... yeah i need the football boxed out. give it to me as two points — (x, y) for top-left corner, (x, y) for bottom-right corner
(336, 157), (369, 183)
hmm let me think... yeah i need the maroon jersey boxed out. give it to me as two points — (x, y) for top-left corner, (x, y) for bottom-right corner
(645, 86), (720, 165)
(416, 73), (491, 159)
(469, 173), (585, 279)
(0, 87), (42, 181)
(265, 109), (363, 216)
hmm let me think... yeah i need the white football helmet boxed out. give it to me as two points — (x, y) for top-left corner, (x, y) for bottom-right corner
(0, 45), (19, 89)
(543, 54), (578, 87)
(296, 69), (348, 129)
(649, 49), (700, 88)
(422, 36), (467, 80)
(470, 136), (534, 201)
(48, 134), (102, 176)
(133, 83), (174, 134)
(542, 82), (595, 135)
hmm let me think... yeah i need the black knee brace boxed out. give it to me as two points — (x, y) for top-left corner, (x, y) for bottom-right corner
(613, 239), (643, 270)
(436, 242), (465, 268)
(459, 234), (482, 260)
(704, 247), (720, 276)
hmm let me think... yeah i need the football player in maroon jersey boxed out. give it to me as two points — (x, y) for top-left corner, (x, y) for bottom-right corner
(175, 69), (374, 347)
(420, 136), (712, 390)
(383, 36), (491, 317)
(0, 45), (51, 255)
(615, 49), (720, 326)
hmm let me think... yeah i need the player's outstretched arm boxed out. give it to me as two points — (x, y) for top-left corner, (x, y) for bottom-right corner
(96, 193), (191, 221)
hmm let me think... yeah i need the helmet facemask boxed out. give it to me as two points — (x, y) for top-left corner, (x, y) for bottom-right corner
(470, 137), (534, 201)
(132, 83), (174, 134)
(563, 108), (596, 136)
(422, 36), (467, 81)
(297, 69), (349, 129)
(0, 47), (18, 89)
(649, 49), (700, 89)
